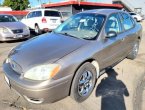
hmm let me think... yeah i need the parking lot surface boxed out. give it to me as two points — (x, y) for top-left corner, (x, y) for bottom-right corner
(0, 22), (145, 110)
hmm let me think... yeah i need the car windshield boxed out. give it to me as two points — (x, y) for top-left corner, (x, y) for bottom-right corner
(0, 15), (18, 22)
(54, 13), (105, 40)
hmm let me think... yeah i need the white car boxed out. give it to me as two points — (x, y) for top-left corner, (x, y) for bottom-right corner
(21, 9), (62, 34)
(129, 12), (143, 22)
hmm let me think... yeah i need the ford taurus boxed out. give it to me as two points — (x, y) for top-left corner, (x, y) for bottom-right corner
(3, 9), (142, 104)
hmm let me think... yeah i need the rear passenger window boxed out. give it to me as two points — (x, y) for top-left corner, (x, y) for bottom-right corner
(121, 13), (134, 30)
(35, 11), (42, 17)
(44, 11), (60, 17)
(27, 11), (42, 18)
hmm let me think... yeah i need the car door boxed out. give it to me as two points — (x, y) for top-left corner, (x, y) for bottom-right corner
(98, 13), (125, 70)
(119, 12), (137, 55)
(22, 12), (35, 29)
(34, 11), (42, 29)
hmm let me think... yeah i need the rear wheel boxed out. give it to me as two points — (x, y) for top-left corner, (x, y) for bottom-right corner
(70, 62), (97, 102)
(34, 25), (41, 35)
(127, 42), (139, 60)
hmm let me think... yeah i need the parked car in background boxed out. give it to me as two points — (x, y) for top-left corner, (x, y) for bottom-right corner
(3, 9), (142, 104)
(0, 14), (30, 41)
(129, 12), (143, 22)
(21, 9), (62, 34)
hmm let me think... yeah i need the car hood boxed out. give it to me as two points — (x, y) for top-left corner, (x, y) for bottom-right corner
(9, 33), (89, 72)
(0, 22), (26, 30)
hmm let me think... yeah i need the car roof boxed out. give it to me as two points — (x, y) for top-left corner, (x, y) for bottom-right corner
(0, 14), (13, 16)
(80, 9), (124, 16)
(29, 8), (59, 12)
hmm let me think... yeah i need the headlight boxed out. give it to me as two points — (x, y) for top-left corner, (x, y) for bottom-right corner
(0, 27), (10, 33)
(24, 64), (61, 81)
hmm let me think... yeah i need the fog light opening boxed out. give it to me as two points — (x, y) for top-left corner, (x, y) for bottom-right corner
(23, 95), (44, 104)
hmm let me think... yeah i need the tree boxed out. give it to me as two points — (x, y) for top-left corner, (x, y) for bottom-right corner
(3, 0), (30, 10)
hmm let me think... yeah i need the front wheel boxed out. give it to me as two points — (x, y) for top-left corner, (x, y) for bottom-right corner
(70, 62), (97, 102)
(127, 42), (139, 60)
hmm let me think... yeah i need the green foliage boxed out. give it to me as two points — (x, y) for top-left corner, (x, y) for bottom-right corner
(3, 0), (30, 10)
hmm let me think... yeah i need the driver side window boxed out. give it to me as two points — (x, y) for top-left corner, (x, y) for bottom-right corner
(105, 13), (122, 34)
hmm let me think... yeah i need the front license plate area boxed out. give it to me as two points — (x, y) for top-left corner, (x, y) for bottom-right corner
(16, 35), (23, 38)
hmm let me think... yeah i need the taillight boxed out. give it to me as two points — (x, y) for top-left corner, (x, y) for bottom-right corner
(42, 17), (47, 23)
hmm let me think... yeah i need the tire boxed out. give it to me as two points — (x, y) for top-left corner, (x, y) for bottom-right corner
(70, 62), (97, 102)
(34, 25), (41, 35)
(127, 42), (139, 60)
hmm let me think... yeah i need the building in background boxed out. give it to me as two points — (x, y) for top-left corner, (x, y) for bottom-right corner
(42, 0), (122, 20)
(84, 0), (145, 16)
(97, 0), (145, 16)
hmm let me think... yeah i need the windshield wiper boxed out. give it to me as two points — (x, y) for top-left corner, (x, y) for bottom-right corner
(82, 37), (95, 40)
(57, 32), (80, 39)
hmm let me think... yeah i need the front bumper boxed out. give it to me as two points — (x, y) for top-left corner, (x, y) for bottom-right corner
(0, 34), (30, 41)
(3, 62), (72, 104)
(0, 30), (30, 41)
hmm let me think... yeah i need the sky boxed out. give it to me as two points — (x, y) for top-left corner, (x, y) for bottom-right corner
(0, 0), (104, 7)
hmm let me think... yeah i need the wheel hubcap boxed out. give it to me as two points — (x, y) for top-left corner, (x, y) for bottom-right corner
(78, 70), (93, 96)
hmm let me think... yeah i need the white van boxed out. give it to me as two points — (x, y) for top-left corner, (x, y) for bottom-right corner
(21, 9), (62, 34)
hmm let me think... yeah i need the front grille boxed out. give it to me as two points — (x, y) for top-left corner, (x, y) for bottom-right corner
(9, 59), (22, 74)
(12, 29), (23, 34)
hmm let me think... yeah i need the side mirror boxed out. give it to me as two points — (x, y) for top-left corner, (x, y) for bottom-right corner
(106, 31), (117, 38)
